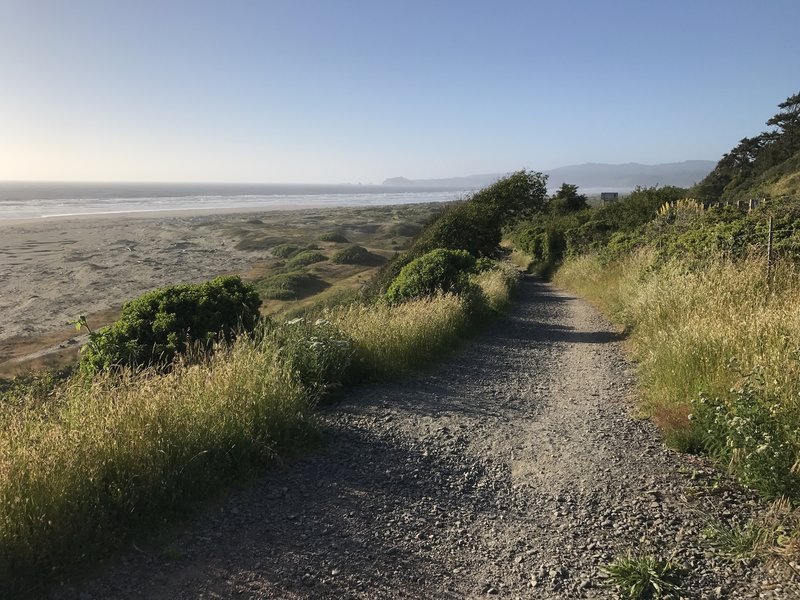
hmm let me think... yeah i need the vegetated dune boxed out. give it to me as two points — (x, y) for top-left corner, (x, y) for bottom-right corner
(0, 203), (439, 375)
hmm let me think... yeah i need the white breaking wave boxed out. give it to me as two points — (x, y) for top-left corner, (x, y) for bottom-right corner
(0, 189), (468, 221)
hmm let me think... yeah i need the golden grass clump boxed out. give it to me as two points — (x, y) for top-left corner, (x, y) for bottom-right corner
(0, 337), (311, 591)
(474, 263), (520, 312)
(657, 198), (705, 217)
(508, 248), (534, 273)
(326, 293), (470, 379)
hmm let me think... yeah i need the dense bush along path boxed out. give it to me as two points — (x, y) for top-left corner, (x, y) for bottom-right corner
(56, 278), (780, 599)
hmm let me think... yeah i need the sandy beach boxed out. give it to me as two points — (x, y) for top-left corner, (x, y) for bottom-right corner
(0, 212), (265, 369)
(0, 203), (437, 372)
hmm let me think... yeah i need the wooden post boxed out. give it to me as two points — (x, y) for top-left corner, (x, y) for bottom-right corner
(767, 216), (774, 289)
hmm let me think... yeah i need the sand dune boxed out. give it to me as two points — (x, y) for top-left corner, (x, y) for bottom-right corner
(0, 212), (266, 346)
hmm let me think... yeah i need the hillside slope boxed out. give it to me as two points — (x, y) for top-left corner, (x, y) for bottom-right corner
(733, 150), (800, 198)
(694, 91), (800, 201)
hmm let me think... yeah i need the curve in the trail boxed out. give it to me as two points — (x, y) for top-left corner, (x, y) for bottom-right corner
(56, 278), (770, 599)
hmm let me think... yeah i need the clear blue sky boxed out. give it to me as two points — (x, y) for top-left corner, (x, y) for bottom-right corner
(1, 0), (798, 183)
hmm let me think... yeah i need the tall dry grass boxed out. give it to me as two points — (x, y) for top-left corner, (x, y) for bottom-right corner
(326, 293), (471, 379)
(0, 338), (312, 594)
(475, 263), (521, 312)
(554, 251), (800, 493)
(327, 264), (519, 380)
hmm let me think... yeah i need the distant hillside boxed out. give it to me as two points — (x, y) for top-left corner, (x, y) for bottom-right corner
(384, 161), (715, 193)
(382, 174), (502, 189)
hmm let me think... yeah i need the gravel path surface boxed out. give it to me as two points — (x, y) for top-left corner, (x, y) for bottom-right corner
(52, 278), (791, 599)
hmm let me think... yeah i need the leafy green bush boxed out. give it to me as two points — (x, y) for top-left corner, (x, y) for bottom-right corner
(271, 243), (304, 258)
(79, 276), (261, 374)
(287, 250), (327, 268)
(330, 244), (384, 265)
(317, 231), (349, 243)
(474, 257), (498, 272)
(386, 248), (476, 304)
(235, 236), (275, 251)
(255, 272), (329, 300)
(364, 171), (548, 299)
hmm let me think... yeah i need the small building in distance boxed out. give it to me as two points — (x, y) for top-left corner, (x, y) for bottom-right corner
(600, 192), (619, 203)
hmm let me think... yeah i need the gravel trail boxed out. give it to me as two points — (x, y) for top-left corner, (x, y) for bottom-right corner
(54, 278), (783, 599)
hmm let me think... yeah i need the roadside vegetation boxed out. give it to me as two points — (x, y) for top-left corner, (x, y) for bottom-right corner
(0, 171), (545, 596)
(509, 91), (800, 576)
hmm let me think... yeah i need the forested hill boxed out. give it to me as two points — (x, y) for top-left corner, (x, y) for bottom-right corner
(693, 91), (800, 201)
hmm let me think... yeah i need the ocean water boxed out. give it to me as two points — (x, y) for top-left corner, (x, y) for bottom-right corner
(0, 182), (471, 221)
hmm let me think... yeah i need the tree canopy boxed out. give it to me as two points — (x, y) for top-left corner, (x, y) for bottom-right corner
(694, 91), (800, 201)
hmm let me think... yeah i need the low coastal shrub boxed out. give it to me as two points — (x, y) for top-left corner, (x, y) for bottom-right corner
(694, 369), (800, 499)
(383, 221), (423, 237)
(0, 337), (313, 596)
(79, 276), (261, 375)
(330, 244), (384, 266)
(385, 248), (476, 304)
(235, 235), (276, 251)
(317, 231), (349, 243)
(271, 243), (304, 258)
(287, 250), (327, 268)
(255, 272), (329, 300)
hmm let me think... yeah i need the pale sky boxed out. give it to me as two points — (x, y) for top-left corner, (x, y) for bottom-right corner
(1, 0), (798, 183)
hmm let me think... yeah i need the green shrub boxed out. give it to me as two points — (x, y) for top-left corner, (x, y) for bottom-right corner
(317, 231), (349, 243)
(287, 251), (327, 268)
(330, 244), (385, 265)
(474, 257), (498, 272)
(384, 221), (423, 237)
(386, 248), (476, 304)
(271, 243), (304, 258)
(235, 236), (275, 251)
(255, 272), (329, 300)
(79, 276), (261, 374)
